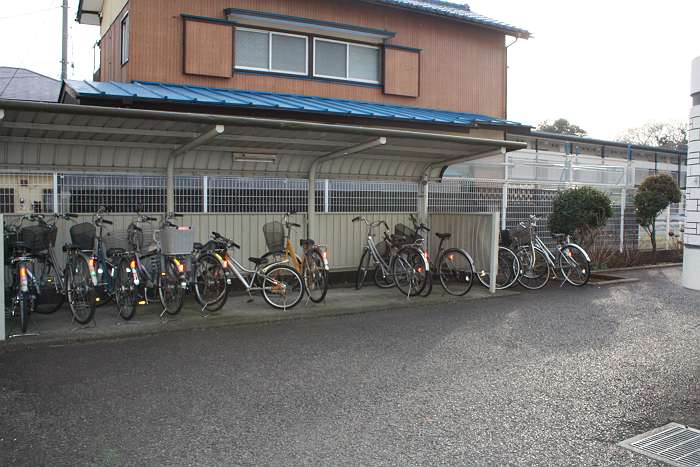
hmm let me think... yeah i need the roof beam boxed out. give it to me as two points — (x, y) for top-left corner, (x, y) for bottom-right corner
(423, 148), (503, 181)
(171, 125), (225, 158)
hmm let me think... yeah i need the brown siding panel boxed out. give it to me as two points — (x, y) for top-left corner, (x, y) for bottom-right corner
(184, 20), (233, 78)
(98, 2), (129, 82)
(127, 0), (506, 117)
(384, 48), (419, 97)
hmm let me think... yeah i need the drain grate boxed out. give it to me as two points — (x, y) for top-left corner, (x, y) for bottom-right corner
(619, 423), (700, 466)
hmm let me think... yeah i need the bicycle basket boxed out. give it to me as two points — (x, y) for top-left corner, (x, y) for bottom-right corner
(70, 222), (96, 251)
(263, 221), (285, 252)
(510, 225), (532, 244)
(103, 230), (131, 251)
(160, 227), (194, 256)
(19, 224), (56, 253)
(395, 223), (418, 244)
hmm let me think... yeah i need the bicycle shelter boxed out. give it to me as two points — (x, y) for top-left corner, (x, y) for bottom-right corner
(0, 95), (528, 340)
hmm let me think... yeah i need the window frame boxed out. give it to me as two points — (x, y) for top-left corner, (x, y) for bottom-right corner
(234, 27), (308, 76)
(313, 37), (381, 85)
(120, 13), (129, 65)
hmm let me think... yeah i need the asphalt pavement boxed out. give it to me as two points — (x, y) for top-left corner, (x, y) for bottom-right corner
(0, 266), (697, 466)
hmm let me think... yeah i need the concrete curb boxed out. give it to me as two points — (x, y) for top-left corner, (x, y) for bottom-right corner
(598, 263), (682, 274)
(0, 288), (519, 352)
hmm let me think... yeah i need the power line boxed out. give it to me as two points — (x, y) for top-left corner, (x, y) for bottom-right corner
(0, 5), (61, 21)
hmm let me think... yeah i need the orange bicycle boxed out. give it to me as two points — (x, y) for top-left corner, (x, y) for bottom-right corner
(261, 212), (329, 303)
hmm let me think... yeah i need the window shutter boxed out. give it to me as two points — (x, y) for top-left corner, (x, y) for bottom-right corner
(383, 47), (420, 97)
(184, 20), (233, 78)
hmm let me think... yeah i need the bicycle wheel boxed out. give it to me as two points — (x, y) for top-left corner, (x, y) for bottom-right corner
(303, 249), (328, 303)
(114, 257), (137, 320)
(559, 244), (591, 286)
(19, 293), (29, 333)
(158, 257), (184, 315)
(355, 248), (371, 290)
(261, 264), (304, 309)
(477, 247), (520, 290)
(516, 246), (551, 290)
(392, 246), (428, 297)
(438, 248), (474, 296)
(194, 253), (228, 309)
(33, 256), (66, 314)
(66, 256), (97, 325)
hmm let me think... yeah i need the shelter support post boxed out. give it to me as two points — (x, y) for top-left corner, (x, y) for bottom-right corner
(307, 137), (387, 239)
(165, 125), (224, 214)
(489, 212), (499, 294)
(417, 177), (429, 223)
(619, 189), (626, 253)
(0, 214), (4, 341)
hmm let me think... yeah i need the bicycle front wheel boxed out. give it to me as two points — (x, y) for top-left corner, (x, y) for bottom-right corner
(158, 257), (185, 315)
(303, 249), (328, 303)
(355, 248), (371, 290)
(33, 256), (66, 314)
(19, 292), (30, 333)
(438, 248), (474, 296)
(66, 256), (97, 325)
(194, 253), (228, 309)
(262, 264), (304, 310)
(392, 246), (428, 297)
(559, 244), (591, 286)
(516, 246), (551, 290)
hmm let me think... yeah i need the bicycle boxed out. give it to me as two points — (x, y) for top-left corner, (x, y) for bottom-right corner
(513, 215), (592, 290)
(6, 213), (97, 325)
(196, 231), (304, 310)
(476, 229), (521, 290)
(407, 214), (476, 296)
(116, 212), (190, 317)
(260, 212), (329, 303)
(353, 216), (429, 297)
(4, 230), (37, 333)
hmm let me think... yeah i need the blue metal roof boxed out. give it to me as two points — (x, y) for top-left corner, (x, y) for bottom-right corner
(65, 80), (528, 129)
(372, 0), (530, 37)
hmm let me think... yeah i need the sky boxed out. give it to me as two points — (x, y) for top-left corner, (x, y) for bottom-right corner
(1, 0), (699, 140)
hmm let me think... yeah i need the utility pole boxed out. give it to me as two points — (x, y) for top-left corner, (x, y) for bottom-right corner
(61, 0), (68, 81)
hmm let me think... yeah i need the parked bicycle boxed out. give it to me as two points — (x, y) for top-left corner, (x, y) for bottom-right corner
(196, 231), (304, 310)
(476, 229), (521, 290)
(353, 216), (429, 297)
(4, 227), (37, 333)
(512, 215), (591, 289)
(407, 214), (475, 296)
(260, 212), (329, 303)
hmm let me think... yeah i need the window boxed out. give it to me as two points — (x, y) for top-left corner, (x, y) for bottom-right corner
(120, 14), (129, 65)
(313, 38), (380, 83)
(235, 28), (307, 75)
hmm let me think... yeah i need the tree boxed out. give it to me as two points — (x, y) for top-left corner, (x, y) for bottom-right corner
(536, 118), (587, 137)
(619, 121), (687, 150)
(549, 186), (613, 248)
(634, 173), (682, 263)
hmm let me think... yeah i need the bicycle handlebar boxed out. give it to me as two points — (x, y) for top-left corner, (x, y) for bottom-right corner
(212, 231), (240, 250)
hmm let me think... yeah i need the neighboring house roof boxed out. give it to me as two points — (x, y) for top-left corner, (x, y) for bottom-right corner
(63, 80), (529, 130)
(0, 67), (61, 102)
(369, 0), (530, 37)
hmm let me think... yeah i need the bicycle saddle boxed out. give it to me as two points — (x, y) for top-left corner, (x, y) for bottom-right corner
(107, 247), (126, 258)
(12, 241), (31, 252)
(551, 233), (566, 240)
(436, 232), (452, 240)
(248, 257), (264, 265)
(300, 238), (315, 248)
(62, 244), (82, 252)
(193, 242), (204, 251)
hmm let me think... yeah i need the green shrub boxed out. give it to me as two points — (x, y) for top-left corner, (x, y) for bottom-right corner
(634, 173), (682, 263)
(549, 187), (613, 244)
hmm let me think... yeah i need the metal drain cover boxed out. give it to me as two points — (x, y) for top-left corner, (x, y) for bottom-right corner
(619, 423), (700, 466)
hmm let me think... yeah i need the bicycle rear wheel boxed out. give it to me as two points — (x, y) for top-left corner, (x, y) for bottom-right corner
(477, 247), (520, 290)
(114, 257), (137, 320)
(262, 264), (304, 309)
(158, 257), (185, 315)
(559, 244), (591, 286)
(516, 246), (551, 290)
(19, 293), (29, 333)
(66, 256), (96, 325)
(438, 248), (474, 296)
(194, 253), (228, 309)
(355, 249), (371, 290)
(392, 246), (428, 297)
(303, 249), (328, 303)
(33, 255), (66, 314)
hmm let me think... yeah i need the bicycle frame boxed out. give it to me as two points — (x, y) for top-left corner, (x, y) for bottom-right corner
(210, 249), (289, 293)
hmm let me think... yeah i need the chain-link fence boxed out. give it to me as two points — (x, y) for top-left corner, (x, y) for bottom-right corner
(0, 170), (684, 252)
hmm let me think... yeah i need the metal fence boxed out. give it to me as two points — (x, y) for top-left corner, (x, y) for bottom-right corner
(0, 170), (684, 253)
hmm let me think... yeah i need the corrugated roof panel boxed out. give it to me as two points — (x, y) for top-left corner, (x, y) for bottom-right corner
(64, 80), (529, 129)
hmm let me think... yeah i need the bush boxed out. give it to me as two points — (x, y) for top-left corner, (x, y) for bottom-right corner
(634, 173), (682, 263)
(549, 186), (613, 244)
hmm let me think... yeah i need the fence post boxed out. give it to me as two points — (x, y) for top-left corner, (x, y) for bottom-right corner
(665, 205), (671, 250)
(52, 172), (59, 213)
(489, 212), (499, 294)
(323, 179), (330, 213)
(417, 179), (429, 223)
(619, 189), (626, 252)
(1, 214), (4, 341)
(501, 183), (508, 230)
(202, 176), (208, 213)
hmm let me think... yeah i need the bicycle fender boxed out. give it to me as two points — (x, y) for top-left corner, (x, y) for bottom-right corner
(260, 259), (291, 273)
(446, 247), (476, 272)
(561, 243), (591, 262)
